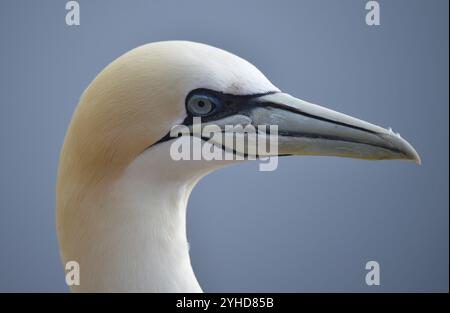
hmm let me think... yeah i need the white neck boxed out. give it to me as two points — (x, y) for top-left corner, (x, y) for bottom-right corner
(61, 139), (233, 292)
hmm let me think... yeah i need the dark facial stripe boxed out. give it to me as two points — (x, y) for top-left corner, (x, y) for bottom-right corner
(183, 89), (279, 125)
(150, 89), (279, 148)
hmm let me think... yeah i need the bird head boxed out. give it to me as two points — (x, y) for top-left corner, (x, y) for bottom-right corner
(61, 41), (420, 183)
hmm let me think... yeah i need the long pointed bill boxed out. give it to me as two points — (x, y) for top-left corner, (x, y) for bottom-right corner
(248, 92), (421, 164)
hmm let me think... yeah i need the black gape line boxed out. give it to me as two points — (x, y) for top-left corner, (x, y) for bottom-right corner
(149, 88), (403, 155)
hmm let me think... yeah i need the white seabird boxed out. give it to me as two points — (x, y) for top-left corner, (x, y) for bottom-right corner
(56, 41), (420, 292)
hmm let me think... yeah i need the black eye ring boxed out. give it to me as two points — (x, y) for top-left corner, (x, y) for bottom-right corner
(187, 94), (218, 116)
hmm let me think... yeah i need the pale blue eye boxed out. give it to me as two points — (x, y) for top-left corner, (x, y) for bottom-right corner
(187, 95), (216, 116)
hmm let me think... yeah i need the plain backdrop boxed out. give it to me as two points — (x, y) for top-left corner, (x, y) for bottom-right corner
(0, 0), (448, 292)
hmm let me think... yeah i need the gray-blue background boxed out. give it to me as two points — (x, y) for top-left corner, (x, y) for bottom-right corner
(0, 0), (448, 292)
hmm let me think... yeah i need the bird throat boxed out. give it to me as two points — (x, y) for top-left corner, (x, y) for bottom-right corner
(64, 143), (212, 292)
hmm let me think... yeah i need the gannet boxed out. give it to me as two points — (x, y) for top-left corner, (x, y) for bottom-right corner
(56, 41), (420, 292)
